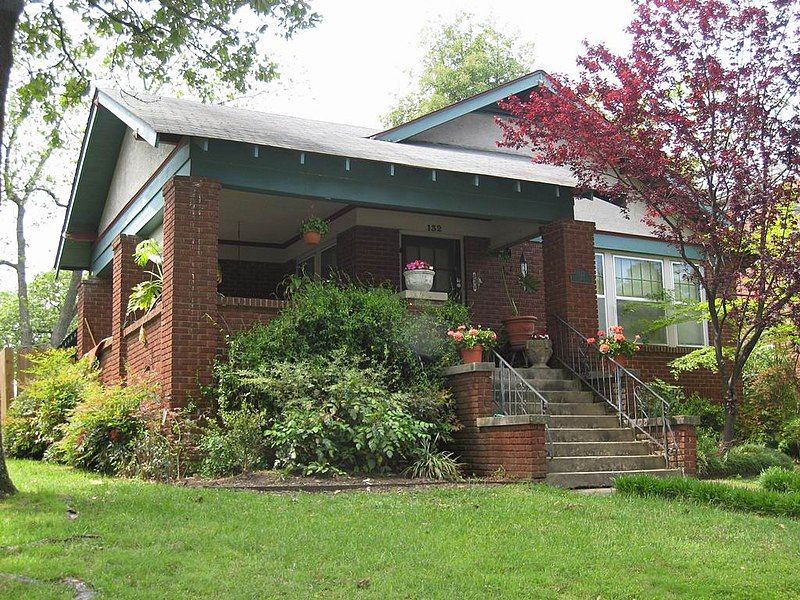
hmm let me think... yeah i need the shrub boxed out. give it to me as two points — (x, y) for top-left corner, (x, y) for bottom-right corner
(53, 381), (157, 474)
(4, 349), (99, 459)
(699, 443), (795, 479)
(199, 407), (270, 477)
(647, 379), (724, 431)
(778, 418), (800, 459)
(215, 278), (469, 412)
(615, 474), (800, 519)
(759, 467), (800, 493)
(404, 436), (462, 481)
(259, 353), (451, 475)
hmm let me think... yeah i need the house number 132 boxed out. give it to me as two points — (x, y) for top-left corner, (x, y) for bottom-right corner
(427, 224), (442, 232)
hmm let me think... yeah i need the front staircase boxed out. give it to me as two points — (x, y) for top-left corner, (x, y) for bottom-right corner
(513, 366), (681, 488)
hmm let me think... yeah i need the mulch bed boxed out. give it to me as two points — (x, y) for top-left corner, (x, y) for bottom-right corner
(181, 471), (515, 493)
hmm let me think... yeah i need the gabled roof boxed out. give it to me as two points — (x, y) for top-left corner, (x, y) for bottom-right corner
(372, 70), (551, 142)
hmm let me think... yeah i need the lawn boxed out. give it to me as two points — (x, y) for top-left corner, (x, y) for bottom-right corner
(1, 460), (799, 599)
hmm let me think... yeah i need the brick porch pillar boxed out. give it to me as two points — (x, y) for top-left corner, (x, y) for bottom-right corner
(76, 277), (112, 357)
(161, 176), (221, 408)
(109, 234), (144, 382)
(541, 220), (598, 353)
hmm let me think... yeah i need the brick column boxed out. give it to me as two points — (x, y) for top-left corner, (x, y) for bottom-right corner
(336, 225), (400, 288)
(76, 277), (112, 357)
(161, 176), (221, 408)
(542, 220), (598, 351)
(109, 234), (144, 382)
(671, 416), (699, 476)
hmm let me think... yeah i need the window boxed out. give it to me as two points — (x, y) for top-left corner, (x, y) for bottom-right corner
(297, 244), (336, 278)
(594, 251), (708, 347)
(614, 256), (667, 344)
(401, 235), (462, 297)
(595, 253), (607, 333)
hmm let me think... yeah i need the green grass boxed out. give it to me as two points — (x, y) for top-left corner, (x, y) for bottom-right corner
(2, 461), (799, 599)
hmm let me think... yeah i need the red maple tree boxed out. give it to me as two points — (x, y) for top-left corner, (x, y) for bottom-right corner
(498, 0), (800, 443)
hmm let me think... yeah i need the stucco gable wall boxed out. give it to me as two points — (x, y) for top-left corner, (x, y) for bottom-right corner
(407, 112), (531, 157)
(98, 129), (175, 233)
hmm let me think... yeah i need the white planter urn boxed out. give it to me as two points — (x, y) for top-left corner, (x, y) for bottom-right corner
(525, 339), (553, 367)
(403, 269), (435, 292)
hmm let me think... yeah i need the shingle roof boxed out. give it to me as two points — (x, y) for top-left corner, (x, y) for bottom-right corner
(97, 88), (577, 187)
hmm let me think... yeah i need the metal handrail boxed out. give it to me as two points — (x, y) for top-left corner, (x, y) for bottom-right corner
(553, 316), (678, 466)
(491, 350), (553, 458)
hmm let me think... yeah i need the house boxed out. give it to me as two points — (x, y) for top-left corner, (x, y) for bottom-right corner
(57, 72), (710, 485)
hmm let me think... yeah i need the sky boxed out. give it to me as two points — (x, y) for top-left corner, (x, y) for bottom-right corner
(4, 0), (634, 290)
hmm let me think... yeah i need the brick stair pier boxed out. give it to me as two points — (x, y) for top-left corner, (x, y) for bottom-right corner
(513, 367), (682, 488)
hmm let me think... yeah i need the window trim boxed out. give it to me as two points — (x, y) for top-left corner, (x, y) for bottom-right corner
(296, 241), (337, 277)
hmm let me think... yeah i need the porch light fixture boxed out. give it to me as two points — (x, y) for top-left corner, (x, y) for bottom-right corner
(520, 252), (528, 277)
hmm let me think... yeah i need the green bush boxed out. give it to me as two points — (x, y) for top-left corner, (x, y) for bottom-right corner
(199, 407), (270, 477)
(4, 349), (99, 459)
(699, 443), (795, 479)
(260, 353), (453, 476)
(759, 467), (800, 493)
(215, 278), (469, 412)
(615, 474), (800, 519)
(53, 381), (157, 474)
(778, 418), (800, 459)
(647, 379), (724, 431)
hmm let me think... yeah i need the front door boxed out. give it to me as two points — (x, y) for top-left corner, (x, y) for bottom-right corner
(401, 235), (462, 299)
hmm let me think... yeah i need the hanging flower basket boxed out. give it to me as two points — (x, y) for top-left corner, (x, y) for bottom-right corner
(299, 217), (329, 246)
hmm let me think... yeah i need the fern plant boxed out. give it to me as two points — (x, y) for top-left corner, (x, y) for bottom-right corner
(127, 239), (163, 315)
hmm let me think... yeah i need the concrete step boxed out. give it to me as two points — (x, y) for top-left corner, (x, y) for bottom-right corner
(541, 390), (595, 403)
(546, 468), (683, 489)
(548, 402), (608, 416)
(511, 367), (570, 380)
(551, 440), (653, 457)
(549, 428), (636, 443)
(549, 415), (621, 429)
(524, 378), (583, 391)
(548, 454), (667, 473)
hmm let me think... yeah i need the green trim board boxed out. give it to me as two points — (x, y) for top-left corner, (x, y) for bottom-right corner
(372, 71), (550, 142)
(89, 143), (190, 274)
(594, 233), (703, 260)
(190, 139), (572, 223)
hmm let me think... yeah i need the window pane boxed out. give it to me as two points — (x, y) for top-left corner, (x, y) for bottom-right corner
(320, 246), (337, 277)
(617, 299), (667, 344)
(672, 263), (700, 302)
(595, 254), (605, 295)
(597, 297), (607, 332)
(615, 257), (663, 299)
(677, 320), (705, 346)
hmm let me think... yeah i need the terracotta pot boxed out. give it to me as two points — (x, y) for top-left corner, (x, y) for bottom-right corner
(303, 231), (322, 245)
(460, 344), (484, 364)
(502, 315), (538, 350)
(612, 355), (628, 370)
(403, 269), (435, 292)
(525, 339), (553, 366)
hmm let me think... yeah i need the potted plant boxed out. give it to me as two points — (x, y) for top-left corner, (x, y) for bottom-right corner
(403, 259), (435, 292)
(447, 324), (498, 364)
(587, 325), (640, 367)
(525, 332), (552, 366)
(498, 249), (540, 350)
(299, 217), (329, 245)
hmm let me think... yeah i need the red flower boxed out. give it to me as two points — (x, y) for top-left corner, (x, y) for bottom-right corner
(109, 428), (120, 441)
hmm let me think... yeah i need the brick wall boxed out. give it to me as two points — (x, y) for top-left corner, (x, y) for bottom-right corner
(336, 226), (400, 288)
(464, 237), (546, 331)
(628, 345), (726, 401)
(216, 297), (286, 355)
(218, 259), (295, 299)
(638, 417), (698, 476)
(122, 306), (164, 384)
(77, 277), (112, 356)
(447, 365), (548, 480)
(109, 234), (145, 382)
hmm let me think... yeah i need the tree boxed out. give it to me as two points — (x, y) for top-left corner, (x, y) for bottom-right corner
(383, 14), (533, 127)
(498, 0), (800, 445)
(0, 0), (320, 497)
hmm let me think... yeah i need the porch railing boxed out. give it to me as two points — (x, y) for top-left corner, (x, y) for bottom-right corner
(492, 350), (553, 458)
(552, 316), (677, 466)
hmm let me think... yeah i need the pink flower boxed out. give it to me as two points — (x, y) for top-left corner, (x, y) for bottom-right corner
(587, 337), (596, 344)
(599, 343), (611, 353)
(614, 334), (625, 341)
(447, 330), (455, 337)
(457, 325), (466, 331)
(597, 330), (606, 337)
(453, 331), (464, 342)
(491, 332), (497, 340)
(468, 328), (479, 336)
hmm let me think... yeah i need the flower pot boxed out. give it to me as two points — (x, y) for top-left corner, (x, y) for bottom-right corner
(303, 231), (322, 245)
(404, 268), (435, 292)
(460, 344), (484, 364)
(525, 339), (552, 366)
(502, 315), (538, 350)
(612, 355), (628, 370)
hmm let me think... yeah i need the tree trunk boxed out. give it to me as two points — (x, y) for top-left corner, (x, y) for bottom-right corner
(721, 382), (737, 447)
(15, 200), (31, 346)
(0, 1), (24, 178)
(50, 270), (82, 347)
(0, 0), (24, 500)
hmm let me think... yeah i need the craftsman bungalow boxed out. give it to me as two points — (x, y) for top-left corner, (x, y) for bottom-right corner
(57, 72), (711, 485)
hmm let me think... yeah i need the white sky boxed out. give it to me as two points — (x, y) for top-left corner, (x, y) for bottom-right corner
(5, 0), (633, 290)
